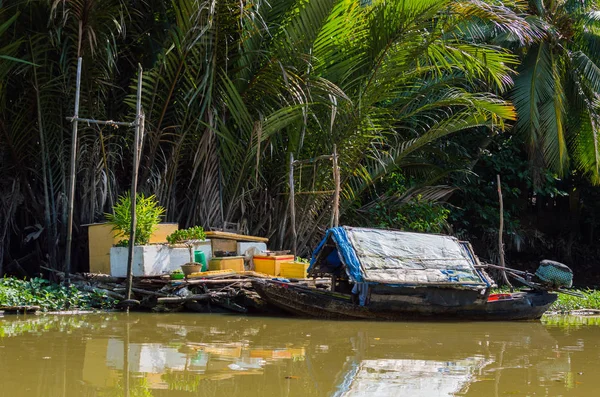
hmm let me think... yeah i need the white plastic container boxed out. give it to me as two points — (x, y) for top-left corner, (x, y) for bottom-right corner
(109, 245), (172, 277)
(236, 241), (267, 256)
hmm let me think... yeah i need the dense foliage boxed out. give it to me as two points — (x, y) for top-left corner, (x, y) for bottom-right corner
(550, 289), (600, 313)
(0, 277), (116, 311)
(509, 0), (600, 183)
(2, 0), (600, 283)
(0, 0), (526, 272)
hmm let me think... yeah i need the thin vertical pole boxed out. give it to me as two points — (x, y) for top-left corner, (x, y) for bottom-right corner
(331, 144), (340, 228)
(65, 57), (82, 282)
(125, 65), (143, 303)
(123, 319), (130, 397)
(497, 174), (512, 291)
(289, 152), (297, 257)
(33, 50), (54, 269)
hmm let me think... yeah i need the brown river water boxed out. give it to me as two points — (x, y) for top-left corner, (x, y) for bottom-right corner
(0, 313), (598, 397)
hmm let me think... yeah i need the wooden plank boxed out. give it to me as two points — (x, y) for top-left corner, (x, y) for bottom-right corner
(185, 278), (252, 285)
(205, 231), (268, 242)
(1, 305), (41, 313)
(211, 238), (238, 253)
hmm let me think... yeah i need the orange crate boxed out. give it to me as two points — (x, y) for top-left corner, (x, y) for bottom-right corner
(253, 255), (295, 276)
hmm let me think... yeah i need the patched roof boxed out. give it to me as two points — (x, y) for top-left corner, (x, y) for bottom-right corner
(309, 227), (487, 287)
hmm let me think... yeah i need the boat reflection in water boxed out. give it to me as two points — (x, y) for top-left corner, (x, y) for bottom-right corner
(1, 313), (599, 396)
(333, 357), (490, 397)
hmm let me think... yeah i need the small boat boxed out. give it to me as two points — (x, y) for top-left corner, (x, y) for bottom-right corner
(253, 227), (564, 321)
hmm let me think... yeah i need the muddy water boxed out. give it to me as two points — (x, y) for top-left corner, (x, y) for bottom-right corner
(0, 314), (599, 397)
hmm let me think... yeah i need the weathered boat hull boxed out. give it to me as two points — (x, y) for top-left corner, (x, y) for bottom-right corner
(252, 280), (557, 321)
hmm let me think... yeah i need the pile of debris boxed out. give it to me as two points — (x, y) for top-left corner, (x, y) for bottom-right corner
(63, 270), (330, 314)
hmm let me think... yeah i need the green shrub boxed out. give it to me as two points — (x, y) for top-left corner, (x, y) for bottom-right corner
(166, 226), (206, 262)
(105, 193), (165, 245)
(369, 194), (450, 233)
(166, 226), (206, 245)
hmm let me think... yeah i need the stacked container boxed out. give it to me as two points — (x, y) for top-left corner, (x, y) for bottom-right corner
(253, 255), (295, 276)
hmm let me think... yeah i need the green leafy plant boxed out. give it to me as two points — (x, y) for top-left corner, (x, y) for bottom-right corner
(0, 277), (116, 311)
(170, 268), (185, 279)
(105, 193), (165, 246)
(395, 196), (450, 233)
(166, 226), (206, 262)
(368, 194), (450, 234)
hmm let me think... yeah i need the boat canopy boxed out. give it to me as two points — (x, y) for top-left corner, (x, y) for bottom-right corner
(308, 227), (488, 287)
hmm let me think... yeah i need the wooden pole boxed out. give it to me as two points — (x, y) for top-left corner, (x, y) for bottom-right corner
(331, 144), (340, 228)
(289, 152), (297, 257)
(33, 51), (54, 269)
(65, 57), (82, 282)
(125, 65), (143, 303)
(497, 174), (513, 291)
(123, 317), (130, 397)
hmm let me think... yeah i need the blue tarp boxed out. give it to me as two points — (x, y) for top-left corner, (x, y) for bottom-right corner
(309, 227), (365, 282)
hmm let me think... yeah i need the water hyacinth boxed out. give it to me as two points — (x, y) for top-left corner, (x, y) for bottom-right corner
(0, 277), (116, 311)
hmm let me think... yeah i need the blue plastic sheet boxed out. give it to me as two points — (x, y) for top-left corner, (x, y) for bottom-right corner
(309, 227), (364, 282)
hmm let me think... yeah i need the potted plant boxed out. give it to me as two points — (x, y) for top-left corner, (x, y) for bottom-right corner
(170, 269), (185, 280)
(166, 226), (208, 275)
(106, 193), (165, 246)
(106, 193), (169, 277)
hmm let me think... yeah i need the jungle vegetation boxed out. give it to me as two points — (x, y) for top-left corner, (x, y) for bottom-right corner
(2, 0), (600, 284)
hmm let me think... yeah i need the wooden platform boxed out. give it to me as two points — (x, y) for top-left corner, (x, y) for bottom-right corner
(205, 231), (268, 242)
(0, 305), (41, 314)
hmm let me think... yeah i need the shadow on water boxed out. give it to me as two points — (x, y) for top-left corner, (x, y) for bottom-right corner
(1, 313), (599, 396)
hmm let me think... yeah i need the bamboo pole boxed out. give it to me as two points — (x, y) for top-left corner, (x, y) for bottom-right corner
(123, 317), (130, 397)
(33, 51), (54, 269)
(289, 152), (297, 257)
(497, 174), (513, 291)
(293, 154), (334, 165)
(331, 144), (340, 228)
(125, 64), (143, 304)
(65, 57), (82, 282)
(65, 117), (134, 127)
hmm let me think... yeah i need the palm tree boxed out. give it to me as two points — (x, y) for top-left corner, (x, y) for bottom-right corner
(289, 0), (527, 248)
(0, 0), (533, 270)
(510, 0), (600, 183)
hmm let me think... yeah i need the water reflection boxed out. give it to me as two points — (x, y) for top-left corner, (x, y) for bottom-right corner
(333, 357), (490, 397)
(96, 338), (305, 383)
(0, 313), (599, 396)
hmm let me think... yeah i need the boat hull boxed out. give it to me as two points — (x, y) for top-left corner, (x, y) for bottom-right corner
(252, 280), (557, 321)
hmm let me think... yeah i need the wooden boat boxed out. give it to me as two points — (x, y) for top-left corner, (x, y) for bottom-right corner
(253, 280), (556, 321)
(253, 227), (559, 321)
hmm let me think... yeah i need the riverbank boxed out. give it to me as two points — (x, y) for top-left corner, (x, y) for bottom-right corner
(1, 272), (288, 314)
(3, 275), (600, 316)
(0, 276), (117, 312)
